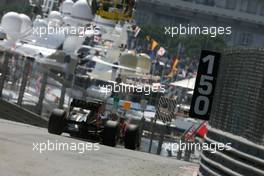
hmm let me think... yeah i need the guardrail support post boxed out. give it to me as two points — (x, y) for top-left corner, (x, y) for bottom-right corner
(35, 71), (48, 115)
(17, 57), (33, 106)
(58, 83), (66, 109)
(0, 51), (8, 98)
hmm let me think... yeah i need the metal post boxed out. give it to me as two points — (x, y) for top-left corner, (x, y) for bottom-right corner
(35, 71), (48, 115)
(0, 52), (8, 98)
(138, 111), (145, 147)
(148, 118), (156, 153)
(17, 57), (32, 106)
(58, 84), (66, 109)
(177, 140), (183, 160)
(156, 125), (165, 155)
(183, 141), (192, 162)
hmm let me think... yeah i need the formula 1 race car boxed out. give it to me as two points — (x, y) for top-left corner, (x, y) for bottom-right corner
(47, 99), (139, 150)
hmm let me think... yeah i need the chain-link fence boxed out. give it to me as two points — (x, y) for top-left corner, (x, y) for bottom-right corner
(199, 48), (264, 176)
(209, 49), (264, 145)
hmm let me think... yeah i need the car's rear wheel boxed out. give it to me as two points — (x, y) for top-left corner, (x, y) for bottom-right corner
(48, 109), (67, 135)
(124, 124), (139, 150)
(102, 120), (119, 147)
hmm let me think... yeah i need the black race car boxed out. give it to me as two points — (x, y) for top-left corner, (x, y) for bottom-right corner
(48, 99), (139, 150)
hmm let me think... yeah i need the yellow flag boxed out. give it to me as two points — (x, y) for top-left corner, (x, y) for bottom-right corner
(168, 58), (179, 77)
(150, 39), (158, 51)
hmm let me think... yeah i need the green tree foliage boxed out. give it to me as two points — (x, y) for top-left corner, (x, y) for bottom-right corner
(0, 4), (32, 18)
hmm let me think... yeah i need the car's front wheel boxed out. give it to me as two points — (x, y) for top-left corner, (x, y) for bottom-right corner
(48, 109), (67, 135)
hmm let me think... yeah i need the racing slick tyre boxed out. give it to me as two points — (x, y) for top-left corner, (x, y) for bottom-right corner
(124, 124), (139, 150)
(102, 120), (119, 147)
(48, 109), (67, 135)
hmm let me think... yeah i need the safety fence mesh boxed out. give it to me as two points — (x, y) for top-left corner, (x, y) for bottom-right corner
(209, 48), (264, 145)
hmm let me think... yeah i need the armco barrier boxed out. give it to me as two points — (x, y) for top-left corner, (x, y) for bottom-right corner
(0, 99), (48, 128)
